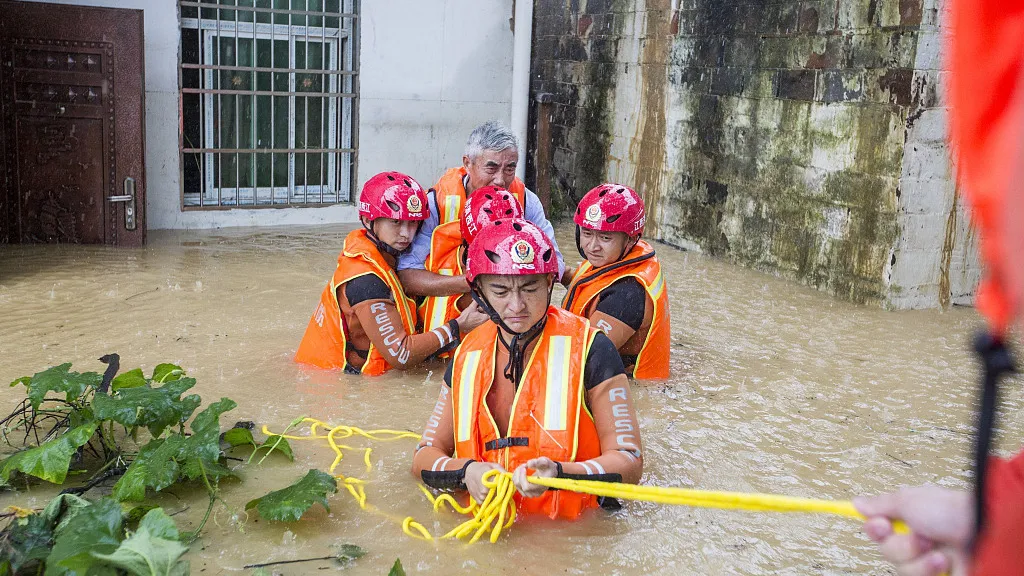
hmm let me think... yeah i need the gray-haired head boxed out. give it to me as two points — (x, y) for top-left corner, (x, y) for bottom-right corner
(464, 121), (519, 160)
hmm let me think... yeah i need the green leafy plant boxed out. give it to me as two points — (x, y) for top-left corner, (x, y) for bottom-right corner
(1, 358), (345, 573)
(389, 558), (406, 576)
(245, 469), (338, 522)
(0, 495), (188, 576)
(222, 423), (295, 464)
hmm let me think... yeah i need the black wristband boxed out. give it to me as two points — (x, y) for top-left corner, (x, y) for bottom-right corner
(420, 460), (474, 491)
(550, 461), (623, 488)
(447, 318), (461, 342)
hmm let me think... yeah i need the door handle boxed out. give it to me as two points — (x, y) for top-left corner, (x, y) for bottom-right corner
(107, 178), (137, 231)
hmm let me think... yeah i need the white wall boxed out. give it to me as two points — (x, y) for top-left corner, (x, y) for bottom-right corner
(23, 0), (515, 229)
(357, 0), (515, 189)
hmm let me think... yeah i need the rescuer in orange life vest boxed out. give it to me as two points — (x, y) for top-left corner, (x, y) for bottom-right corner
(411, 218), (643, 520)
(562, 184), (671, 380)
(397, 120), (566, 301)
(419, 186), (525, 340)
(294, 171), (488, 375)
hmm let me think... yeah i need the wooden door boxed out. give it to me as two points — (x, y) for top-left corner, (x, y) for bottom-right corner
(0, 0), (146, 246)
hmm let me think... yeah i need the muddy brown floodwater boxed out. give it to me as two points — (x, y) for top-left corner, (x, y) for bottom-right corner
(1, 223), (1022, 575)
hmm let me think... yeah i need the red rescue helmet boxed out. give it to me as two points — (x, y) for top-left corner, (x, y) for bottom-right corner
(466, 218), (558, 284)
(358, 171), (429, 222)
(574, 183), (646, 237)
(461, 186), (524, 245)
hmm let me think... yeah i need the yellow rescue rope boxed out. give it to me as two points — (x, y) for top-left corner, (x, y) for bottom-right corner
(411, 470), (517, 543)
(261, 418), (419, 513)
(526, 475), (910, 532)
(265, 418), (908, 545)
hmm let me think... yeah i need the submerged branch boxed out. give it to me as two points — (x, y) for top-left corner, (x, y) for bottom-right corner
(59, 463), (127, 496)
(243, 557), (337, 569)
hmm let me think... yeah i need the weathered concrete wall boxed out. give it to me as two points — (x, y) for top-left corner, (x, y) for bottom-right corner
(529, 0), (980, 308)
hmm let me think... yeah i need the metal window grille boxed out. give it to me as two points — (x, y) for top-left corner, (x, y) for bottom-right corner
(178, 0), (357, 208)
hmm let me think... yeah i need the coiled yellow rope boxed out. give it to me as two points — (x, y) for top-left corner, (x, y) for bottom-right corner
(265, 418), (908, 545)
(411, 470), (517, 543)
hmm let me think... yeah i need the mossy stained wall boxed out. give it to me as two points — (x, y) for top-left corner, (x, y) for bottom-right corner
(529, 0), (980, 307)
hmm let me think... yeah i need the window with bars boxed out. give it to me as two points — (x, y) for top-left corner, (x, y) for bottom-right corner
(179, 0), (356, 208)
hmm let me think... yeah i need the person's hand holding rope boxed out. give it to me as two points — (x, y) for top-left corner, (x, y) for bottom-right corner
(855, 486), (974, 576)
(466, 462), (506, 503)
(512, 457), (557, 498)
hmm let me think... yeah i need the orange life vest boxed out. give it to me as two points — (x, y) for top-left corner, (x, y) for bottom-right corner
(450, 307), (603, 520)
(294, 229), (418, 375)
(562, 240), (670, 380)
(418, 221), (466, 342)
(433, 166), (527, 224)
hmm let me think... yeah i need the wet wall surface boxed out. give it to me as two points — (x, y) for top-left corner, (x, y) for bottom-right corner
(528, 0), (978, 309)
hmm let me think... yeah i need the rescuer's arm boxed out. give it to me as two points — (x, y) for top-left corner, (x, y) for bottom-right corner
(395, 191), (472, 297)
(411, 383), (472, 481)
(398, 268), (471, 297)
(853, 486), (973, 576)
(973, 450), (1024, 574)
(853, 450), (1024, 576)
(512, 333), (643, 497)
(560, 268), (575, 286)
(589, 277), (647, 348)
(411, 375), (504, 503)
(347, 277), (486, 369)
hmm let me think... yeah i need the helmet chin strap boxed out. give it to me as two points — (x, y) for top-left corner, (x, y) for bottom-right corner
(362, 220), (418, 259)
(618, 234), (640, 262)
(470, 280), (554, 388)
(576, 225), (641, 266)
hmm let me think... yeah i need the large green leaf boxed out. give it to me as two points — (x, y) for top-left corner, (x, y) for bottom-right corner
(110, 369), (146, 391)
(116, 397), (239, 500)
(245, 469), (337, 522)
(13, 364), (102, 410)
(388, 558), (406, 576)
(46, 498), (124, 576)
(180, 459), (236, 484)
(0, 513), (53, 574)
(42, 494), (92, 530)
(221, 427), (255, 448)
(255, 435), (294, 462)
(112, 436), (185, 502)
(223, 428), (293, 463)
(335, 543), (366, 564)
(91, 509), (189, 576)
(0, 422), (99, 485)
(0, 495), (93, 575)
(134, 508), (179, 541)
(91, 378), (201, 437)
(184, 398), (237, 464)
(151, 364), (184, 384)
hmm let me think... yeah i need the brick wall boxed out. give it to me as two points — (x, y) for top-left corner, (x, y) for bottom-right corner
(528, 0), (980, 308)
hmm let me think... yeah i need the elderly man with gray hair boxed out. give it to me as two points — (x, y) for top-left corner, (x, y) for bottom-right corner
(397, 120), (565, 298)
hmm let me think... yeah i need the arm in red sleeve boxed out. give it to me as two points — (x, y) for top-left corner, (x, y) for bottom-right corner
(411, 382), (474, 489)
(351, 298), (459, 369)
(558, 373), (644, 484)
(973, 450), (1024, 575)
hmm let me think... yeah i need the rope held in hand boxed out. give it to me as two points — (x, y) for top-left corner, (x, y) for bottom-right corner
(266, 418), (909, 546)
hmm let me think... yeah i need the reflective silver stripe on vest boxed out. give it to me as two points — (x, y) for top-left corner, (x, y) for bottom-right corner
(456, 350), (482, 443)
(543, 335), (572, 431)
